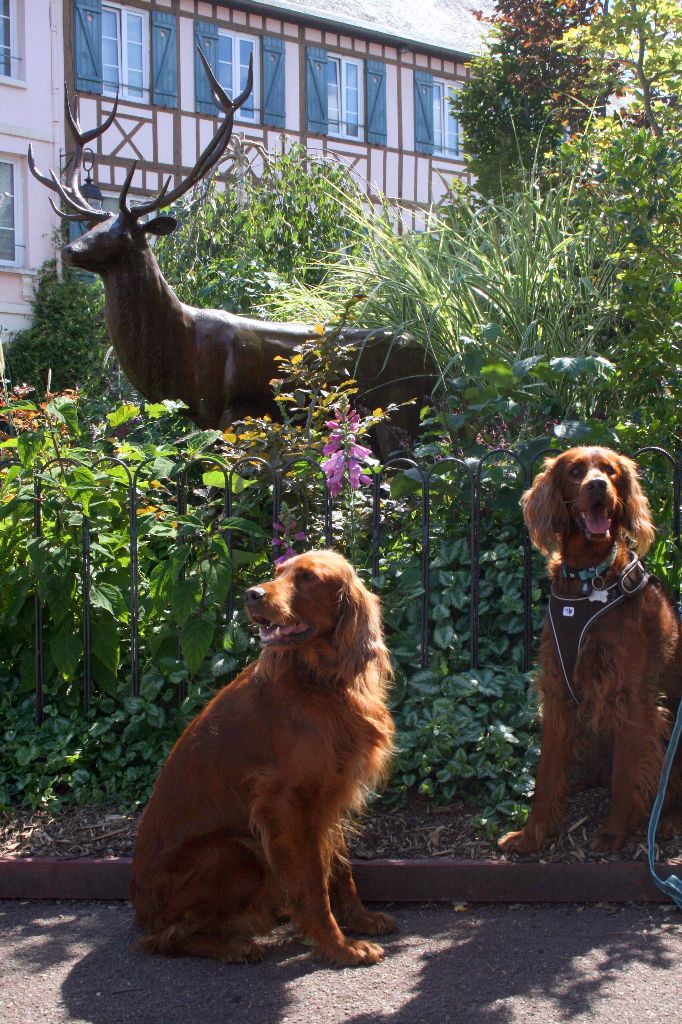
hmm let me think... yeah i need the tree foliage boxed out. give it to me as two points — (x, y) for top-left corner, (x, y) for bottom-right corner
(454, 0), (606, 196)
(155, 141), (366, 316)
(563, 0), (682, 137)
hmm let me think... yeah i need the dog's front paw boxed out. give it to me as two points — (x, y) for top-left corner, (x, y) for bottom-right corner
(217, 939), (266, 963)
(346, 910), (398, 936)
(498, 827), (545, 855)
(322, 939), (385, 967)
(590, 827), (626, 854)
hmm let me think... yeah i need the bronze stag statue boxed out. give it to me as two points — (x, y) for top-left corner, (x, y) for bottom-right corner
(28, 50), (435, 448)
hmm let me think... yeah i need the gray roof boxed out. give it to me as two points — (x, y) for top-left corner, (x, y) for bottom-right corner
(230, 1), (495, 58)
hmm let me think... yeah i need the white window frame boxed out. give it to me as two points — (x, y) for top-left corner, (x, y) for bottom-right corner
(433, 79), (462, 159)
(0, 0), (18, 81)
(327, 54), (364, 141)
(0, 156), (21, 268)
(102, 2), (149, 103)
(217, 29), (260, 124)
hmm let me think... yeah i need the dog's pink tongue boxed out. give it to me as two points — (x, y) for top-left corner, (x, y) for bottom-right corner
(584, 509), (612, 534)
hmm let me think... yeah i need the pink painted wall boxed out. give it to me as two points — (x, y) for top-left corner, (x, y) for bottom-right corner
(0, 0), (64, 336)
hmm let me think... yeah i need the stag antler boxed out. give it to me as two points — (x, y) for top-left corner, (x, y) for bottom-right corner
(30, 47), (253, 224)
(28, 88), (118, 223)
(121, 47), (254, 219)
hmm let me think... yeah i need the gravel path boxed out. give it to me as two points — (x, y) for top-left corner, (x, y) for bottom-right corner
(1, 901), (681, 1024)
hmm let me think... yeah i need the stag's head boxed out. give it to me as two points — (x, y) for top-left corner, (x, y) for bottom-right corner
(30, 48), (253, 276)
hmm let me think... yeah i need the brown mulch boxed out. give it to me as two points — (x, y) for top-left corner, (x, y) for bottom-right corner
(1, 790), (681, 863)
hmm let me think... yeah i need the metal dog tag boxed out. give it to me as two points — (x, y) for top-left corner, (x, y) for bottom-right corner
(589, 587), (608, 603)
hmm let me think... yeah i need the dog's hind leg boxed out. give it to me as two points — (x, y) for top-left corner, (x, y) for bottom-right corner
(135, 837), (276, 962)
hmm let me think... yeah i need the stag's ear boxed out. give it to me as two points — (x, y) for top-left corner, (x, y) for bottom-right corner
(143, 215), (177, 236)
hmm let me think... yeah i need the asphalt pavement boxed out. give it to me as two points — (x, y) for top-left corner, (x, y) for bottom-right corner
(1, 900), (681, 1024)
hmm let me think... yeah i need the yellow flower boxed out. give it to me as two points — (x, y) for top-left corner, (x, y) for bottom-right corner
(314, 323), (325, 336)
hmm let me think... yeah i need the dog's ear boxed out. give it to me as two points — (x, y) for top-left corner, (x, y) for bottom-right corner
(521, 456), (569, 555)
(334, 571), (387, 683)
(617, 456), (655, 554)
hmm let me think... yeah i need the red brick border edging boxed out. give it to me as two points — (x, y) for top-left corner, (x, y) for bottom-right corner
(1, 856), (680, 903)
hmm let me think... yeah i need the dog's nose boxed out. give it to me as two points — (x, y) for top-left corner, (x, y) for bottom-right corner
(244, 586), (266, 604)
(587, 476), (607, 495)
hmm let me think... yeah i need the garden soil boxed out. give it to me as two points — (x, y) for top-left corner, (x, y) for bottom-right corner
(2, 790), (681, 864)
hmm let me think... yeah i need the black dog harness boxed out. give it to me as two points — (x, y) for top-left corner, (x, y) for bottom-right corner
(547, 551), (652, 704)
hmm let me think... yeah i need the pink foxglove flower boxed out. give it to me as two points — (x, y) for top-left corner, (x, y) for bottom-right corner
(272, 517), (308, 564)
(321, 400), (374, 498)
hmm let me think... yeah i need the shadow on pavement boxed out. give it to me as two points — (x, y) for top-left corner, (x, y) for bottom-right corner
(3, 900), (680, 1024)
(346, 904), (679, 1024)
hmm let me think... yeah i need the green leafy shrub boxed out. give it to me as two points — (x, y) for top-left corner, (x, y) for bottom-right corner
(6, 262), (109, 394)
(0, 335), (549, 829)
(155, 142), (365, 316)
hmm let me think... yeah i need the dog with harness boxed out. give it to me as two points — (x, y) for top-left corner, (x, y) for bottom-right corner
(498, 446), (682, 855)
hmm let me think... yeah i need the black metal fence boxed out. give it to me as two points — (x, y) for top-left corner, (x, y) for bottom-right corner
(12, 444), (682, 723)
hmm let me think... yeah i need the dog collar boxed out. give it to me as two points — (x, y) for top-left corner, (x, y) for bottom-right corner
(561, 543), (617, 586)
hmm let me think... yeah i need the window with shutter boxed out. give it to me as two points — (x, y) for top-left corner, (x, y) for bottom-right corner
(262, 35), (285, 128)
(0, 0), (19, 79)
(74, 0), (103, 94)
(0, 158), (19, 266)
(217, 29), (259, 121)
(151, 10), (177, 109)
(326, 55), (363, 140)
(195, 19), (219, 114)
(365, 59), (386, 146)
(306, 45), (328, 136)
(432, 79), (462, 157)
(101, 2), (149, 102)
(414, 70), (434, 155)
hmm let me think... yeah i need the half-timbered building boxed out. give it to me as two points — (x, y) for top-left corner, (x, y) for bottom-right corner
(1, 0), (491, 333)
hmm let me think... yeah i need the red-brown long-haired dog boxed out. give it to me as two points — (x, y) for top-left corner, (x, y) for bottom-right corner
(130, 550), (396, 966)
(499, 447), (682, 855)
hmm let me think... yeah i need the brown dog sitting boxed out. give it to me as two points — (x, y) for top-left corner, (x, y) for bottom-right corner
(499, 446), (682, 855)
(131, 550), (396, 966)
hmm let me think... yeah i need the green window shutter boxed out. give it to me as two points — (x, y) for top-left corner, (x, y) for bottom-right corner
(306, 45), (328, 135)
(68, 221), (88, 243)
(262, 35), (285, 128)
(414, 70), (434, 154)
(74, 0), (102, 94)
(195, 19), (219, 115)
(151, 11), (177, 109)
(366, 59), (387, 146)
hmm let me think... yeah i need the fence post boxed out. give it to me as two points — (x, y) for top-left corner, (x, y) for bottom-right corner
(420, 476), (430, 669)
(129, 472), (140, 697)
(33, 471), (44, 725)
(470, 461), (481, 671)
(82, 513), (92, 714)
(522, 461), (533, 673)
